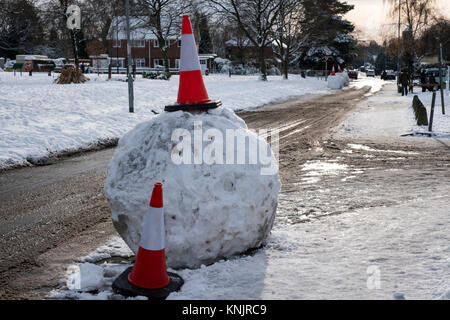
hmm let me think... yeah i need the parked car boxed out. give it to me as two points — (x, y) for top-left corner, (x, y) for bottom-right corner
(53, 58), (68, 73)
(4, 60), (15, 71)
(366, 69), (375, 77)
(381, 70), (396, 80)
(63, 64), (76, 70)
(348, 69), (358, 79)
(424, 68), (447, 89)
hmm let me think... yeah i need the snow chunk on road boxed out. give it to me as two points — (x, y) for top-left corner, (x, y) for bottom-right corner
(66, 263), (104, 292)
(104, 107), (281, 269)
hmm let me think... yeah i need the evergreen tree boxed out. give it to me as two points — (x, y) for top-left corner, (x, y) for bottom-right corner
(0, 0), (43, 59)
(199, 15), (212, 53)
(300, 0), (356, 69)
(198, 15), (212, 54)
(75, 29), (89, 59)
(418, 18), (450, 61)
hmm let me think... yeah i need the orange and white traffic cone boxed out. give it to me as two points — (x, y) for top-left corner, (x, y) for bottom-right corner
(338, 65), (342, 73)
(112, 183), (183, 299)
(165, 15), (221, 112)
(331, 65), (336, 76)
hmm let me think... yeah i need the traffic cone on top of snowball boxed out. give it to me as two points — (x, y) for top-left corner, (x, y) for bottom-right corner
(112, 183), (184, 299)
(165, 15), (222, 112)
(331, 65), (336, 76)
(337, 65), (342, 73)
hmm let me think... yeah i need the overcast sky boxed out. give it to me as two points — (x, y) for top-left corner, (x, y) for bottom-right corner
(345, 0), (450, 43)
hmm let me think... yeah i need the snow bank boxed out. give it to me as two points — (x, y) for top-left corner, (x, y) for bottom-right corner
(104, 107), (281, 269)
(0, 73), (328, 170)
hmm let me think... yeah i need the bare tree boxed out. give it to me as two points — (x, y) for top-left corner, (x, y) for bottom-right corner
(80, 0), (126, 50)
(135, 0), (187, 73)
(207, 0), (283, 81)
(273, 0), (303, 79)
(385, 0), (436, 70)
(387, 0), (435, 41)
(41, 0), (83, 68)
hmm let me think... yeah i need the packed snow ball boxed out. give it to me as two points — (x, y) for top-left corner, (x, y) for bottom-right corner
(104, 107), (281, 269)
(327, 74), (345, 89)
(338, 71), (350, 87)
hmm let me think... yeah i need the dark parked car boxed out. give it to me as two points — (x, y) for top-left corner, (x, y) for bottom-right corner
(381, 70), (396, 80)
(348, 70), (358, 79)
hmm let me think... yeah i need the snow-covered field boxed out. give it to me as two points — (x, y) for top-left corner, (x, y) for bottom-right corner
(0, 73), (330, 170)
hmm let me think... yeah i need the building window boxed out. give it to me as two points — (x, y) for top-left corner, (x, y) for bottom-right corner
(133, 39), (146, 48)
(153, 39), (159, 48)
(113, 39), (121, 48)
(200, 59), (207, 65)
(110, 58), (124, 68)
(175, 59), (180, 69)
(153, 59), (165, 68)
(135, 58), (146, 68)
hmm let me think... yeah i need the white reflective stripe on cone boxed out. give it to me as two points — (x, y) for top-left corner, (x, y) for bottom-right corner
(180, 34), (201, 72)
(140, 207), (165, 251)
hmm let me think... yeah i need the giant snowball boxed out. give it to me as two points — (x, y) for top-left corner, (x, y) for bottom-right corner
(338, 72), (350, 87)
(327, 75), (344, 89)
(104, 107), (281, 269)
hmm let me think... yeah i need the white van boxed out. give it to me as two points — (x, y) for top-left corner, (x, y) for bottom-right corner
(366, 69), (375, 77)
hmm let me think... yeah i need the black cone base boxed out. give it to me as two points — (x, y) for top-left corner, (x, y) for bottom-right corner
(165, 100), (222, 112)
(112, 267), (184, 300)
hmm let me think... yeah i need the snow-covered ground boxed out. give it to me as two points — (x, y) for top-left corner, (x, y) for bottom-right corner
(0, 73), (332, 170)
(48, 78), (450, 301)
(338, 81), (450, 139)
(49, 192), (450, 300)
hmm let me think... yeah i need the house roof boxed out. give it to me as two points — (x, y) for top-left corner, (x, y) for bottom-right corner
(107, 16), (179, 41)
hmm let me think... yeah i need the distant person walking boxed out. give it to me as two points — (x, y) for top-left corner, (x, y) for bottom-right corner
(420, 70), (427, 93)
(400, 70), (410, 96)
(428, 74), (436, 92)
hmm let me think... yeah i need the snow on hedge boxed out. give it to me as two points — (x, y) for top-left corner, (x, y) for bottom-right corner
(0, 73), (328, 170)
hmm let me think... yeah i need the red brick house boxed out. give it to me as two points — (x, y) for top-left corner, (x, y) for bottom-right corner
(104, 17), (215, 73)
(225, 39), (275, 64)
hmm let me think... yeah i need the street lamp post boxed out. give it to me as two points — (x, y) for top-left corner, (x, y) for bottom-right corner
(438, 43), (445, 114)
(116, 17), (120, 75)
(397, 0), (401, 85)
(125, 0), (134, 113)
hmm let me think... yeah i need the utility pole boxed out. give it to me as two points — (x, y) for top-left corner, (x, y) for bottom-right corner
(125, 0), (134, 113)
(397, 0), (401, 85)
(116, 16), (120, 75)
(438, 43), (445, 114)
